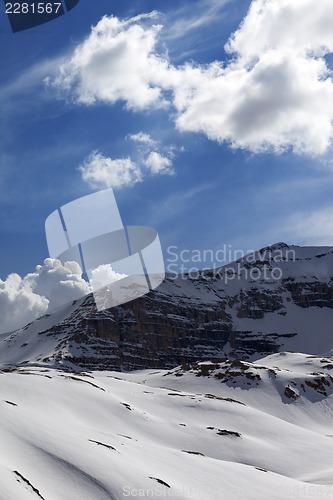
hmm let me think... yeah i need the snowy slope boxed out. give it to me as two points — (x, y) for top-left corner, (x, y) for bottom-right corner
(0, 297), (86, 368)
(1, 353), (333, 500)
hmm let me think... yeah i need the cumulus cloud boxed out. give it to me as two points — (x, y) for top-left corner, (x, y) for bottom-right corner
(0, 260), (136, 334)
(53, 1), (333, 156)
(79, 151), (142, 189)
(0, 259), (91, 334)
(226, 0), (333, 61)
(144, 151), (174, 175)
(90, 264), (127, 291)
(176, 0), (333, 155)
(175, 53), (333, 155)
(53, 12), (168, 110)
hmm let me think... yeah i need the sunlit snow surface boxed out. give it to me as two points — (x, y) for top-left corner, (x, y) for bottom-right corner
(1, 353), (333, 500)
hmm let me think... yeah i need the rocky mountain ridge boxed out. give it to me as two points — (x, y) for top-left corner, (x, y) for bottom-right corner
(1, 242), (333, 370)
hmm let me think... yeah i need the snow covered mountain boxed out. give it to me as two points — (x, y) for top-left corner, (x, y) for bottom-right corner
(1, 243), (333, 499)
(1, 243), (333, 371)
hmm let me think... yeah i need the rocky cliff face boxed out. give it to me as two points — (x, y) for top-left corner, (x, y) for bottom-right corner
(1, 243), (333, 370)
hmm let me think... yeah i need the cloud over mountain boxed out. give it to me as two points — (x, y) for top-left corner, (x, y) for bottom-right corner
(0, 259), (91, 334)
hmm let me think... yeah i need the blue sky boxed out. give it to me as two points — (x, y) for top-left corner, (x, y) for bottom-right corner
(1, 0), (333, 282)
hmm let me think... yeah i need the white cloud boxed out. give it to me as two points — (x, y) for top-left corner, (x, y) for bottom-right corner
(79, 132), (177, 189)
(144, 151), (174, 175)
(127, 132), (156, 146)
(79, 151), (142, 189)
(52, 1), (333, 156)
(0, 259), (91, 334)
(226, 0), (333, 62)
(53, 12), (168, 110)
(175, 0), (333, 155)
(174, 53), (333, 155)
(90, 264), (127, 291)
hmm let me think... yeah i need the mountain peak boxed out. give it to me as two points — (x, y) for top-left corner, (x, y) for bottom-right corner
(259, 242), (290, 252)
